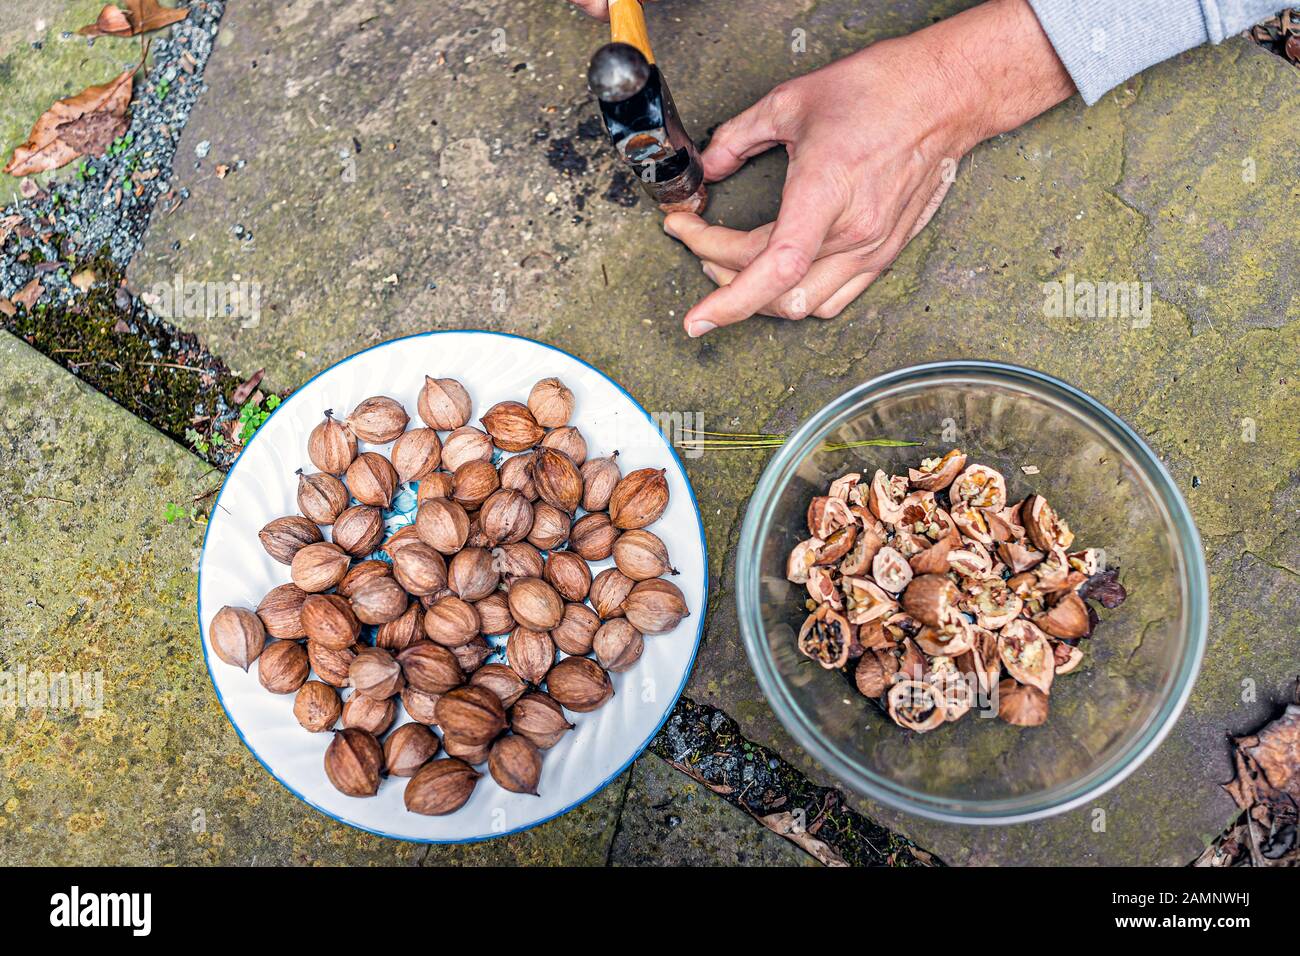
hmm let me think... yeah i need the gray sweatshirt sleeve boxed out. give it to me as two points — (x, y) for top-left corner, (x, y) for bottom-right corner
(1027, 0), (1280, 104)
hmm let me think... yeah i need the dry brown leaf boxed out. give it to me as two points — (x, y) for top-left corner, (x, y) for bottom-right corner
(757, 811), (848, 867)
(0, 298), (15, 318)
(231, 369), (266, 405)
(1223, 701), (1300, 866)
(0, 214), (22, 245)
(77, 4), (134, 36)
(78, 0), (188, 38)
(12, 278), (43, 311)
(4, 69), (134, 176)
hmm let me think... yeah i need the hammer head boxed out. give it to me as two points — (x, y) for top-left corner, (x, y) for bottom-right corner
(587, 43), (707, 214)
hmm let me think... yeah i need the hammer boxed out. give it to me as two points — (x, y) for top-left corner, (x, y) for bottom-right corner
(587, 0), (707, 214)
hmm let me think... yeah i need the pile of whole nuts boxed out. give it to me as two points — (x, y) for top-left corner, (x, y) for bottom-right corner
(210, 374), (690, 816)
(785, 451), (1127, 731)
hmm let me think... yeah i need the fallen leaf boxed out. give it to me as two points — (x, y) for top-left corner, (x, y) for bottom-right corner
(1287, 34), (1300, 63)
(78, 0), (188, 38)
(0, 214), (22, 245)
(130, 0), (190, 34)
(71, 269), (97, 291)
(232, 368), (265, 404)
(756, 811), (848, 867)
(12, 278), (43, 311)
(4, 68), (135, 176)
(0, 298), (14, 318)
(77, 4), (134, 36)
(1223, 700), (1300, 866)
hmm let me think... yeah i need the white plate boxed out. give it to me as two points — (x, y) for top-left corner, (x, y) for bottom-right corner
(197, 331), (707, 842)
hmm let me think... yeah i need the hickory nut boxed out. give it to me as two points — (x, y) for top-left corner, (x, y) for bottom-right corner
(258, 640), (310, 694)
(296, 470), (349, 525)
(612, 528), (676, 581)
(291, 541), (350, 593)
(543, 550), (591, 602)
(300, 593), (361, 650)
(545, 656), (613, 713)
(417, 376), (472, 430)
(435, 685), (508, 746)
(332, 504), (385, 557)
(507, 577), (564, 632)
(469, 663), (528, 708)
(482, 401), (544, 452)
(348, 646), (405, 699)
(441, 426), (494, 472)
(551, 602), (600, 656)
(257, 583), (309, 639)
(390, 427), (442, 483)
(342, 692), (397, 735)
(308, 410), (356, 475)
(349, 574), (409, 625)
(324, 727), (384, 797)
(345, 395), (409, 444)
(608, 468), (669, 530)
(580, 452), (621, 512)
(622, 578), (689, 635)
(397, 640), (464, 694)
(540, 426), (587, 466)
(405, 758), (481, 815)
(506, 626), (555, 685)
(383, 722), (441, 777)
(569, 512), (617, 561)
(489, 735), (542, 795)
(533, 446), (583, 513)
(346, 451), (398, 508)
(527, 377), (574, 428)
(593, 618), (644, 673)
(258, 515), (323, 565)
(294, 680), (342, 732)
(510, 691), (574, 749)
(422, 595), (481, 648)
(209, 605), (266, 671)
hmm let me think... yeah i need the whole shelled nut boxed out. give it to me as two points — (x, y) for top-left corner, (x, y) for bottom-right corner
(291, 541), (350, 593)
(258, 640), (310, 694)
(507, 577), (564, 631)
(417, 376), (472, 431)
(332, 504), (385, 557)
(482, 401), (544, 451)
(469, 663), (528, 708)
(345, 395), (409, 444)
(449, 637), (493, 674)
(342, 691), (397, 735)
(580, 453), (621, 513)
(348, 646), (405, 699)
(499, 451), (537, 501)
(349, 574), (409, 625)
(589, 567), (634, 619)
(489, 735), (543, 795)
(480, 488), (534, 545)
(297, 470), (349, 524)
(415, 497), (471, 554)
(543, 550), (591, 602)
(376, 602), (424, 653)
(308, 410), (356, 475)
(569, 512), (617, 561)
(396, 640), (464, 694)
(441, 733), (491, 765)
(422, 595), (481, 648)
(448, 547), (499, 601)
(452, 459), (500, 509)
(622, 578), (689, 634)
(416, 471), (455, 504)
(434, 685), (508, 746)
(546, 656), (613, 713)
(539, 426), (587, 466)
(527, 377), (574, 428)
(609, 468), (669, 530)
(440, 426), (494, 473)
(533, 447), (582, 513)
(381, 525), (423, 556)
(401, 685), (442, 725)
(475, 592), (515, 635)
(526, 502), (570, 551)
(506, 626), (555, 685)
(551, 602), (600, 656)
(612, 529), (677, 581)
(338, 559), (391, 599)
(405, 758), (481, 815)
(300, 593), (361, 650)
(259, 515), (323, 565)
(383, 721), (441, 777)
(391, 427), (442, 483)
(294, 680), (342, 732)
(510, 691), (574, 749)
(257, 583), (309, 639)
(594, 618), (645, 672)
(209, 605), (266, 671)
(346, 451), (399, 508)
(392, 541), (448, 596)
(492, 542), (545, 584)
(324, 728), (383, 797)
(308, 641), (359, 687)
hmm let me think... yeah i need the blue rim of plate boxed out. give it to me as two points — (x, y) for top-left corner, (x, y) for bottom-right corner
(196, 330), (709, 844)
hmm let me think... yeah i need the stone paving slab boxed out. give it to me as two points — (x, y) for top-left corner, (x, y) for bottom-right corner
(3, 331), (742, 865)
(121, 0), (1300, 865)
(609, 753), (815, 866)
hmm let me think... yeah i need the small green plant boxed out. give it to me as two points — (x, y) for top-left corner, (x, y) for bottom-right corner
(237, 393), (281, 444)
(157, 78), (170, 100)
(163, 501), (201, 524)
(185, 427), (210, 455)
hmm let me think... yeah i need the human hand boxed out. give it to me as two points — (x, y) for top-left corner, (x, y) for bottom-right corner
(565, 0), (657, 21)
(666, 0), (1075, 337)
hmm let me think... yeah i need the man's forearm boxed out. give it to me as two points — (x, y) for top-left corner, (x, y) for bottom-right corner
(1028, 0), (1281, 104)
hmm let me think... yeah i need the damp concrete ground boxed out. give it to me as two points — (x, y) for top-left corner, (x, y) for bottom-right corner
(2, 0), (1297, 865)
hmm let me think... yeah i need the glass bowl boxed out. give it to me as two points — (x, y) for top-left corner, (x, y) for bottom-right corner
(737, 362), (1207, 824)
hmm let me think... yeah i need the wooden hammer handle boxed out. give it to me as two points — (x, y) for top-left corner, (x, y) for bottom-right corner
(608, 0), (655, 64)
